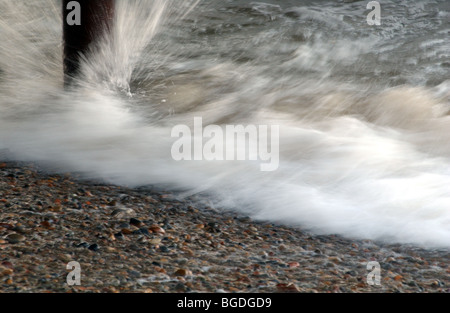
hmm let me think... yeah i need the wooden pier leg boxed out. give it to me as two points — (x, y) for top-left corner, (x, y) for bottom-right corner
(62, 0), (114, 86)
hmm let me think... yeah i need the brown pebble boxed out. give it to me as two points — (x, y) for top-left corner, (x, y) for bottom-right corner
(1, 261), (13, 269)
(58, 254), (72, 263)
(40, 221), (54, 229)
(394, 275), (403, 282)
(174, 269), (193, 277)
(0, 267), (13, 277)
(0, 223), (14, 230)
(288, 262), (300, 268)
(328, 257), (341, 264)
(276, 283), (300, 293)
(431, 280), (441, 287)
(149, 225), (165, 234)
(155, 267), (166, 274)
(103, 287), (119, 293)
(6, 233), (25, 244)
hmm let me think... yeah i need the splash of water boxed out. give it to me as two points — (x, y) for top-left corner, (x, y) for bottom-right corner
(0, 0), (449, 248)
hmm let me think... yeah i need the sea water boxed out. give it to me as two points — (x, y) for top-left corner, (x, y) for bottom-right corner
(0, 0), (449, 248)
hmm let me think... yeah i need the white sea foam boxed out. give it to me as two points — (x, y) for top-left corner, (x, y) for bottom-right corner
(0, 0), (449, 248)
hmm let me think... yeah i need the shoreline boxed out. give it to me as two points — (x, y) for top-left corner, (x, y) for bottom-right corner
(0, 161), (448, 293)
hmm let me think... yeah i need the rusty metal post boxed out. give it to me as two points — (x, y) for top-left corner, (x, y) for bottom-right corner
(62, 0), (114, 86)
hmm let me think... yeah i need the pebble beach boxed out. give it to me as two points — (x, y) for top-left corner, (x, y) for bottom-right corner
(0, 161), (448, 293)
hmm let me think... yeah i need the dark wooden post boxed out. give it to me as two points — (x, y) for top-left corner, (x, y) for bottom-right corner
(62, 0), (115, 86)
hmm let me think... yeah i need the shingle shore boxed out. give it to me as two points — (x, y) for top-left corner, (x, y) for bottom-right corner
(0, 162), (448, 293)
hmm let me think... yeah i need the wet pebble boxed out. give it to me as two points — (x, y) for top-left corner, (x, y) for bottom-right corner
(174, 269), (193, 277)
(130, 218), (143, 227)
(159, 246), (170, 253)
(88, 244), (99, 251)
(6, 233), (25, 244)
